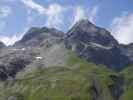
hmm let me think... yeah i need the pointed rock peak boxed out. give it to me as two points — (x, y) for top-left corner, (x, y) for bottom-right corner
(68, 19), (99, 35)
(66, 19), (118, 47)
(74, 19), (94, 27)
(26, 27), (41, 34)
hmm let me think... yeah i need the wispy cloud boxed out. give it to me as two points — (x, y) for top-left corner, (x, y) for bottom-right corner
(0, 6), (12, 18)
(21, 0), (45, 14)
(0, 6), (12, 37)
(21, 0), (64, 29)
(110, 12), (133, 44)
(88, 6), (99, 24)
(73, 6), (87, 24)
(0, 32), (26, 46)
(72, 5), (99, 26)
(45, 3), (65, 29)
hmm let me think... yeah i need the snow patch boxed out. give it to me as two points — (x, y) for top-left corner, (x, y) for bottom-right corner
(35, 56), (43, 60)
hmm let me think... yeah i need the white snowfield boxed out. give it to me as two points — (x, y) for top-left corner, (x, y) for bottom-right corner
(21, 48), (26, 51)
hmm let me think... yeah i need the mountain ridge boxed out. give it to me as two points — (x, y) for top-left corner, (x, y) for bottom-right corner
(1, 19), (133, 71)
(0, 19), (133, 100)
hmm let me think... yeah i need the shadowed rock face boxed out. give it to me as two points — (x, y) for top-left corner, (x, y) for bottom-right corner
(0, 42), (5, 49)
(120, 43), (133, 63)
(65, 19), (131, 70)
(66, 20), (118, 47)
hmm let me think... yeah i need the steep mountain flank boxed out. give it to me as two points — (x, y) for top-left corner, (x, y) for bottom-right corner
(65, 19), (131, 70)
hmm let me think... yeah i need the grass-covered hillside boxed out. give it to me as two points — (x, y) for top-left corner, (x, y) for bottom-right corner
(0, 51), (132, 100)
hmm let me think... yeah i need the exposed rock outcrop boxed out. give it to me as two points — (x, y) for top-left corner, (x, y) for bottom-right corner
(65, 19), (131, 70)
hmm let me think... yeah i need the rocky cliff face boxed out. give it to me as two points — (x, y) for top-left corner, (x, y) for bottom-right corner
(0, 27), (67, 80)
(65, 19), (131, 70)
(0, 41), (5, 49)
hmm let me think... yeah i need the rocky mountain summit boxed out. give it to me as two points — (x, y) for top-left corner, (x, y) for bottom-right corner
(65, 19), (131, 70)
(15, 27), (64, 47)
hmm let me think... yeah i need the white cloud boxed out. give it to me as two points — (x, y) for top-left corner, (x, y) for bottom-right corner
(21, 0), (64, 29)
(72, 6), (99, 25)
(45, 3), (64, 29)
(21, 0), (99, 30)
(73, 6), (87, 24)
(0, 29), (26, 46)
(110, 12), (133, 44)
(88, 6), (99, 24)
(0, 6), (12, 36)
(21, 0), (45, 14)
(0, 6), (12, 18)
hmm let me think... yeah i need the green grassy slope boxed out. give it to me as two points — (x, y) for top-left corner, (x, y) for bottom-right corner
(0, 51), (132, 100)
(120, 65), (133, 100)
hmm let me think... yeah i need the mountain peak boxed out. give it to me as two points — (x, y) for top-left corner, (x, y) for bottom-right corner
(67, 19), (118, 47)
(15, 26), (64, 47)
(65, 19), (130, 70)
(69, 19), (96, 33)
(74, 19), (94, 27)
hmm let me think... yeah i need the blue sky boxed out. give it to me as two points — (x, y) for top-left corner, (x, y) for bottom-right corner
(0, 0), (133, 45)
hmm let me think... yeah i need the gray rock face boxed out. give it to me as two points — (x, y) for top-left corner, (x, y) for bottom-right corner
(120, 43), (133, 63)
(15, 27), (64, 47)
(66, 20), (118, 47)
(0, 49), (34, 80)
(0, 27), (66, 80)
(0, 41), (5, 49)
(65, 19), (130, 70)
